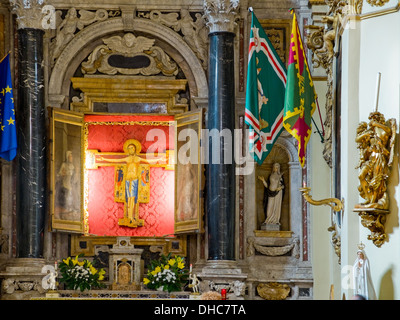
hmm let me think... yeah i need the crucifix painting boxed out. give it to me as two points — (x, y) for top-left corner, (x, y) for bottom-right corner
(84, 114), (175, 237)
(89, 139), (167, 228)
(50, 110), (203, 236)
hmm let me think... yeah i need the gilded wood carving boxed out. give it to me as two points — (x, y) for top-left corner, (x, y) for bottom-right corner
(257, 282), (290, 300)
(354, 111), (396, 247)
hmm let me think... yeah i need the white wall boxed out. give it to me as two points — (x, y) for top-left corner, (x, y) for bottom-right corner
(340, 10), (400, 300)
(357, 10), (400, 300)
(338, 17), (362, 299)
(311, 8), (400, 300)
(310, 80), (340, 300)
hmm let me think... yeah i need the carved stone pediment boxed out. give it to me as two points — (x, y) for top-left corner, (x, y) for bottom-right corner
(81, 33), (178, 76)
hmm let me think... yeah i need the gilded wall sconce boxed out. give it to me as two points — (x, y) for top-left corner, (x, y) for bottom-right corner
(300, 186), (344, 263)
(353, 109), (396, 248)
(300, 187), (344, 213)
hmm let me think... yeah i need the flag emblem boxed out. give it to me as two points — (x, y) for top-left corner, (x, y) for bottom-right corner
(283, 11), (317, 167)
(0, 54), (17, 161)
(245, 11), (287, 165)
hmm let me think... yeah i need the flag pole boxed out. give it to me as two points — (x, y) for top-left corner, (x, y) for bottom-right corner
(0, 51), (11, 64)
(315, 96), (325, 137)
(312, 117), (324, 143)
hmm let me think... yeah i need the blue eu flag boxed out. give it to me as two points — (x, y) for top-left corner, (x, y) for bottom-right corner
(0, 54), (16, 161)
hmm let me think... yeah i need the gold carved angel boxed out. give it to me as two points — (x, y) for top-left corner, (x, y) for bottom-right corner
(355, 112), (396, 210)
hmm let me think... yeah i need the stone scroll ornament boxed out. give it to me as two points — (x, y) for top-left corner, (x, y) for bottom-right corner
(353, 75), (396, 247)
(81, 33), (178, 76)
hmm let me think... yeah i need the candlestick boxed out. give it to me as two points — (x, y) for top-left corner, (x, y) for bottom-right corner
(374, 72), (381, 112)
(221, 288), (227, 300)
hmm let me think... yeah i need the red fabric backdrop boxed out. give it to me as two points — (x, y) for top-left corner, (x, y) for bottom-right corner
(85, 115), (175, 237)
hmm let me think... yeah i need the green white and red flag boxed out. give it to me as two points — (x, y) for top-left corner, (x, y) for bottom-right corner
(245, 11), (287, 165)
(283, 11), (317, 167)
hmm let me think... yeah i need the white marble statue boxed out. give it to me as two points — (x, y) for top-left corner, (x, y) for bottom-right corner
(258, 162), (284, 225)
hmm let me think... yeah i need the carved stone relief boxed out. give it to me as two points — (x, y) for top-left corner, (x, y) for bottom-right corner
(81, 33), (179, 76)
(201, 280), (246, 298)
(48, 17), (208, 109)
(50, 8), (112, 66)
(247, 236), (300, 258)
(49, 7), (209, 71)
(2, 278), (45, 294)
(138, 10), (209, 69)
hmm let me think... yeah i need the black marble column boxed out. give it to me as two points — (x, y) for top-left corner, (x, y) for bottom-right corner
(15, 28), (46, 258)
(206, 32), (236, 261)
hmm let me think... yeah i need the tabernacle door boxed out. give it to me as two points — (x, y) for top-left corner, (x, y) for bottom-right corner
(174, 109), (204, 234)
(49, 108), (84, 233)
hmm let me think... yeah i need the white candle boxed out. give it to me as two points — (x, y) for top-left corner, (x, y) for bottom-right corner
(374, 72), (381, 112)
(190, 264), (192, 273)
(55, 261), (58, 270)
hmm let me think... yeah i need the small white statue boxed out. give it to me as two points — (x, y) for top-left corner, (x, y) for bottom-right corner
(352, 243), (376, 300)
(48, 268), (58, 291)
(189, 273), (200, 294)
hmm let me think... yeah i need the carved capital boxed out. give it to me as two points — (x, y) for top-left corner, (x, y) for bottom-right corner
(9, 0), (45, 30)
(203, 0), (240, 33)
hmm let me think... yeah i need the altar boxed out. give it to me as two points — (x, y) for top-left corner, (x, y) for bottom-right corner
(0, 1), (316, 301)
(35, 290), (191, 300)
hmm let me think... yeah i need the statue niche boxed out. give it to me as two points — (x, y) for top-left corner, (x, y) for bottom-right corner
(256, 144), (290, 232)
(258, 162), (285, 230)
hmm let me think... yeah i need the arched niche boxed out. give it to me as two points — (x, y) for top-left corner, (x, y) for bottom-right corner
(255, 134), (302, 234)
(48, 17), (208, 109)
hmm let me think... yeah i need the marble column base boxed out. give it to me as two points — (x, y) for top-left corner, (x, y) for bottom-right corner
(0, 258), (46, 300)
